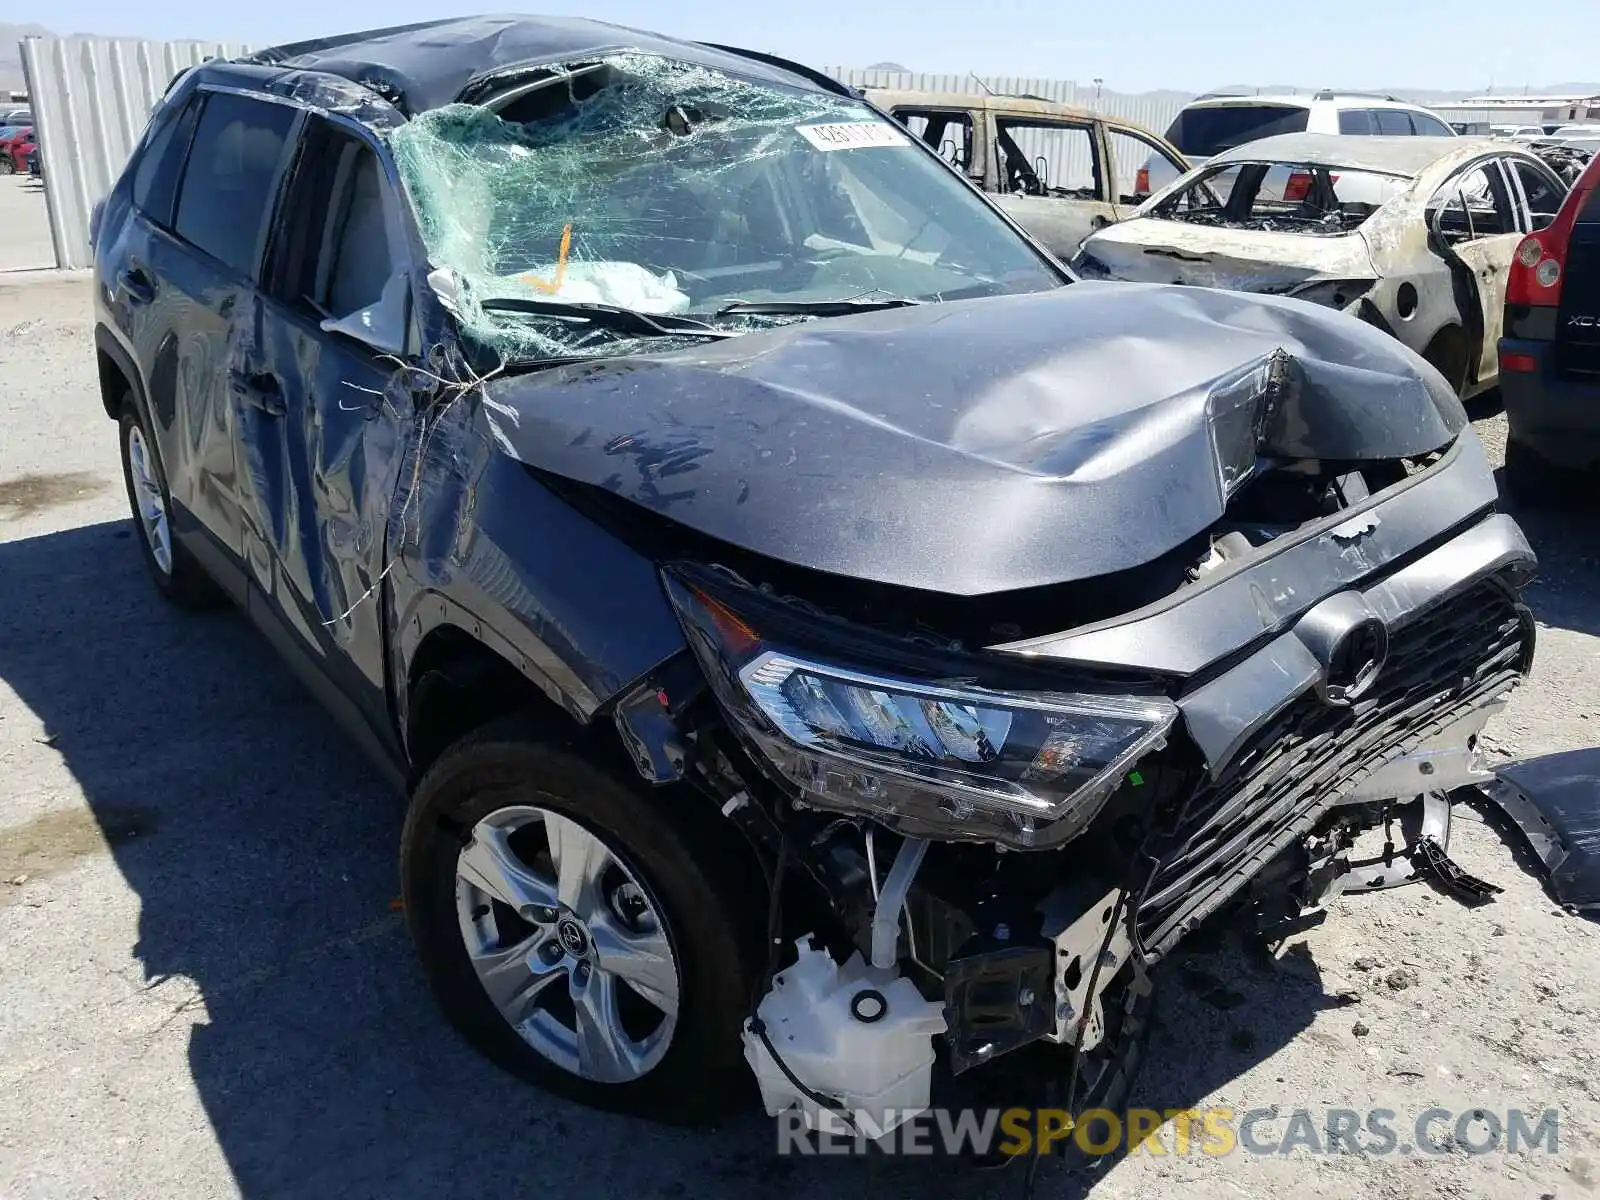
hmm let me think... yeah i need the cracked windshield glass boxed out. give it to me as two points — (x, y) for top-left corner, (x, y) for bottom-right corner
(388, 52), (1062, 359)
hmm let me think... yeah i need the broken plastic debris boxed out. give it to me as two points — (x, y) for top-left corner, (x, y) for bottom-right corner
(1330, 511), (1381, 543)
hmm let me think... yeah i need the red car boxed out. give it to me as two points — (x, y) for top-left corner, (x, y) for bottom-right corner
(1498, 148), (1600, 507)
(0, 125), (35, 174)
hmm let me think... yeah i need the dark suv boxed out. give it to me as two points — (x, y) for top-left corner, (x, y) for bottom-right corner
(92, 16), (1536, 1136)
(1498, 150), (1600, 507)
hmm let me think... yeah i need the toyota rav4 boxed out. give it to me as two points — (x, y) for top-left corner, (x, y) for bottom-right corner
(91, 16), (1536, 1135)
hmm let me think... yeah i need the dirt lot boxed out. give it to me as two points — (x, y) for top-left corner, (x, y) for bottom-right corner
(1, 174), (1598, 1199)
(0, 171), (55, 271)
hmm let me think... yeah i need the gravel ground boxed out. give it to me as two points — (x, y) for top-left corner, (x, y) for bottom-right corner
(0, 173), (56, 272)
(2, 177), (1598, 1200)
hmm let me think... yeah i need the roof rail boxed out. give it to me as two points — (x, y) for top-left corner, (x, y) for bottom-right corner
(1313, 89), (1403, 102)
(1193, 90), (1249, 100)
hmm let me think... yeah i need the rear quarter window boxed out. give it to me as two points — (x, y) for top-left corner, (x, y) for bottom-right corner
(131, 95), (201, 228)
(1163, 104), (1309, 157)
(1574, 180), (1600, 224)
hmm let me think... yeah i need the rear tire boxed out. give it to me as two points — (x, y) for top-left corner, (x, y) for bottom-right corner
(400, 716), (762, 1124)
(116, 396), (222, 609)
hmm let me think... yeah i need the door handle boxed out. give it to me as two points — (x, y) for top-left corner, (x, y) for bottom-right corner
(229, 368), (286, 416)
(117, 266), (155, 305)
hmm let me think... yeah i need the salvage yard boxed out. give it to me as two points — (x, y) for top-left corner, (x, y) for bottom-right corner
(1, 166), (1598, 1200)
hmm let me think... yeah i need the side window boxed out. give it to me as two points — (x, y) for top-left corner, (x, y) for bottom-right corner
(1105, 130), (1182, 203)
(172, 92), (297, 278)
(994, 118), (1100, 199)
(131, 94), (201, 228)
(1337, 109), (1375, 135)
(894, 110), (976, 174)
(265, 120), (409, 353)
(1511, 160), (1564, 230)
(1429, 163), (1514, 243)
(1411, 112), (1454, 137)
(1373, 109), (1414, 136)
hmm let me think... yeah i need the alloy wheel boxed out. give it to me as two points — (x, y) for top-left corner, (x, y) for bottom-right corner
(125, 423), (172, 575)
(454, 805), (681, 1084)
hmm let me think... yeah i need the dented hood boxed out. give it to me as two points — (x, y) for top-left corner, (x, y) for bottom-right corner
(484, 281), (1467, 596)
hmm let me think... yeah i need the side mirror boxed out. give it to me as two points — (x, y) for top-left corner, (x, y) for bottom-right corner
(320, 270), (410, 357)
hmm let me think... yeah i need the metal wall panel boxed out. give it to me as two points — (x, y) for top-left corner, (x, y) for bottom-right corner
(830, 67), (1188, 136)
(19, 36), (252, 269)
(14, 40), (1191, 272)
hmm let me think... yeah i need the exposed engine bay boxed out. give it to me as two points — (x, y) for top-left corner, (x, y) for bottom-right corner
(601, 420), (1536, 1140)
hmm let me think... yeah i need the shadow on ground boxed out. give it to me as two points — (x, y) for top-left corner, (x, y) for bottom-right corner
(1, 504), (1586, 1198)
(1497, 496), (1600, 640)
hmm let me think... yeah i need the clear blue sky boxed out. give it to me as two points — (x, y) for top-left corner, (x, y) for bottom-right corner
(23, 1), (1600, 95)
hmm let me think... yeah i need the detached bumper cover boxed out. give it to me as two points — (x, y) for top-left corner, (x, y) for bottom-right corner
(1478, 751), (1600, 913)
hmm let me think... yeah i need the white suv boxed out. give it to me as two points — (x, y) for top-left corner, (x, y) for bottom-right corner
(1141, 91), (1456, 195)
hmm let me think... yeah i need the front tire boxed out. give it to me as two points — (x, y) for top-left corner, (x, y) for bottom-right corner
(400, 717), (761, 1123)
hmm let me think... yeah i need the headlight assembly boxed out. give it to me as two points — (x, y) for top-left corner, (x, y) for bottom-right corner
(666, 574), (1178, 846)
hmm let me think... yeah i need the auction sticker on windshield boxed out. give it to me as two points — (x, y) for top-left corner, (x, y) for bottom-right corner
(795, 121), (911, 151)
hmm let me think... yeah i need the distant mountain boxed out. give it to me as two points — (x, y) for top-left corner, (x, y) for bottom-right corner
(1, 23), (54, 93)
(863, 61), (911, 73)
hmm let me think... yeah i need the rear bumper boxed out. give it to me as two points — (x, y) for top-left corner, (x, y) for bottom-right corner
(1499, 338), (1600, 469)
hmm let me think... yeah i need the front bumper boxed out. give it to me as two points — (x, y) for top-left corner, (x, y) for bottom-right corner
(938, 505), (1535, 1064)
(1499, 338), (1600, 471)
(1139, 515), (1534, 954)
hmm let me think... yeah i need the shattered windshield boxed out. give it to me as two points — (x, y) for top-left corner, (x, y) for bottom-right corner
(389, 53), (1064, 360)
(1152, 161), (1414, 235)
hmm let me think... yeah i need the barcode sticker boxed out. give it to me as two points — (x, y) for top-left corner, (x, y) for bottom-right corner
(794, 121), (911, 152)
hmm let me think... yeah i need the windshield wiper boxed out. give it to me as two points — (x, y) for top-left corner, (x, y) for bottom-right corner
(713, 297), (925, 317)
(478, 297), (740, 339)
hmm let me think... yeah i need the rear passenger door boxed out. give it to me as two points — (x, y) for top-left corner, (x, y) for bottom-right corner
(238, 113), (416, 746)
(114, 87), (298, 578)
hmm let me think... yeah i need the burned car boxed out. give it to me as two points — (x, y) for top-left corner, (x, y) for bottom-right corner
(1073, 133), (1572, 400)
(863, 87), (1192, 259)
(91, 17), (1536, 1136)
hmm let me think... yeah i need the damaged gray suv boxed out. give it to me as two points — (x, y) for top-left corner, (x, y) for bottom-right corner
(91, 16), (1536, 1136)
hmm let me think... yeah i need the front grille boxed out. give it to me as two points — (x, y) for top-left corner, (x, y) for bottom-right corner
(1137, 573), (1532, 956)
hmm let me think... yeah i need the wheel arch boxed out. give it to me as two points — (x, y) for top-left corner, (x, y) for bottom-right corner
(94, 324), (150, 424)
(403, 621), (583, 780)
(1420, 322), (1473, 394)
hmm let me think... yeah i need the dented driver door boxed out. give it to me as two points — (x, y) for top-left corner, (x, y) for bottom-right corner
(1428, 160), (1523, 388)
(234, 116), (413, 754)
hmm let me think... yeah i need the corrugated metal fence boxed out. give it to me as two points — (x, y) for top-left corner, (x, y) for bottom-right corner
(20, 36), (252, 269)
(14, 37), (1190, 271)
(829, 68), (1188, 139)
